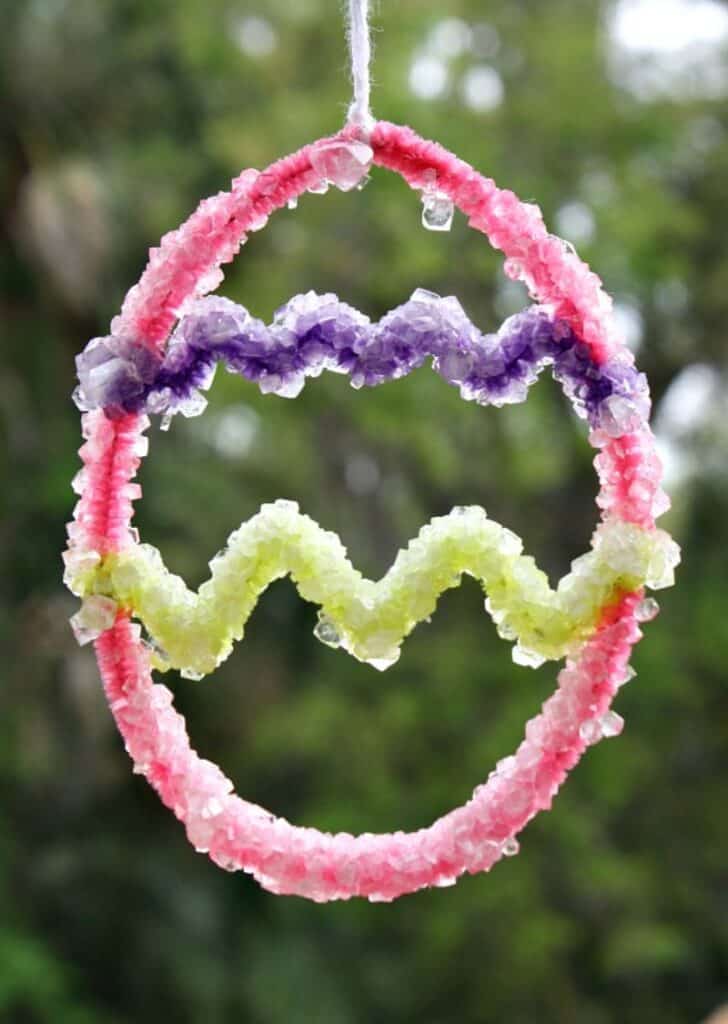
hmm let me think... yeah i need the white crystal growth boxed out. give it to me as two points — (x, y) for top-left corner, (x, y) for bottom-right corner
(178, 392), (208, 418)
(512, 644), (547, 669)
(180, 667), (206, 681)
(368, 652), (401, 672)
(62, 547), (101, 595)
(70, 594), (118, 645)
(313, 614), (341, 648)
(598, 710), (624, 738)
(635, 597), (660, 622)
(421, 192), (454, 231)
(309, 140), (373, 192)
(579, 718), (603, 745)
(618, 665), (637, 687)
(600, 393), (646, 437)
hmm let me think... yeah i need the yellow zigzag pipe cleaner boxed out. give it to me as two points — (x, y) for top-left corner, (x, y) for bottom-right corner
(70, 501), (677, 679)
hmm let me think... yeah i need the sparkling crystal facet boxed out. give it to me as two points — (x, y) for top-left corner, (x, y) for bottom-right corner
(180, 667), (205, 681)
(635, 597), (660, 622)
(422, 192), (454, 231)
(579, 719), (603, 745)
(512, 644), (546, 668)
(598, 711), (624, 738)
(310, 140), (374, 192)
(70, 595), (118, 645)
(313, 615), (341, 648)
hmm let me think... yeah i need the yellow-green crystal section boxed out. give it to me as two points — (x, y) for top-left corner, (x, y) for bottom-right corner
(71, 501), (677, 677)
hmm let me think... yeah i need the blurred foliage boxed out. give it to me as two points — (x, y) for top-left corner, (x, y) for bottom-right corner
(2, 0), (728, 1021)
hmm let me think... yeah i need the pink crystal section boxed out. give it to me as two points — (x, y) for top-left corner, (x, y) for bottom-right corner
(65, 122), (673, 901)
(309, 139), (373, 191)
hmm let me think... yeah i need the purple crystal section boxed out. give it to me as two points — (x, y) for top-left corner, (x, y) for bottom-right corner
(74, 334), (162, 417)
(74, 290), (650, 435)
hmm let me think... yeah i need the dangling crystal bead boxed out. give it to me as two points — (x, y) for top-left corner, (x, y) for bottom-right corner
(178, 392), (208, 418)
(598, 710), (624, 738)
(635, 597), (660, 623)
(368, 651), (400, 672)
(421, 192), (454, 231)
(313, 614), (341, 648)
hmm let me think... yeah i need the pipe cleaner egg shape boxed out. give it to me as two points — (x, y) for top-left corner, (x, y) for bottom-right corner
(64, 123), (679, 902)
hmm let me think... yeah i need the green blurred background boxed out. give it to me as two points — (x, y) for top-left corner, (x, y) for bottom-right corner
(2, 1), (728, 1021)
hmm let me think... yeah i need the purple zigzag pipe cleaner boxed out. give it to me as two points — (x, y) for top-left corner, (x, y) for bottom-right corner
(74, 289), (650, 436)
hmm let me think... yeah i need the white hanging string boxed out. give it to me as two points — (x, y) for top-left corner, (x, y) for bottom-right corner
(346, 0), (375, 136)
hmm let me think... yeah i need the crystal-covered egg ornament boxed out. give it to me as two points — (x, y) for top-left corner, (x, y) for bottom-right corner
(64, 123), (678, 902)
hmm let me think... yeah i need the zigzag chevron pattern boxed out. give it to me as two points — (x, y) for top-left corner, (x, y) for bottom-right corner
(71, 501), (677, 678)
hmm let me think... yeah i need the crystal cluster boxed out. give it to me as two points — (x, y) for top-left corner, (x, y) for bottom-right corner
(62, 121), (680, 902)
(74, 335), (161, 418)
(69, 593), (118, 645)
(75, 290), (650, 440)
(309, 139), (373, 192)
